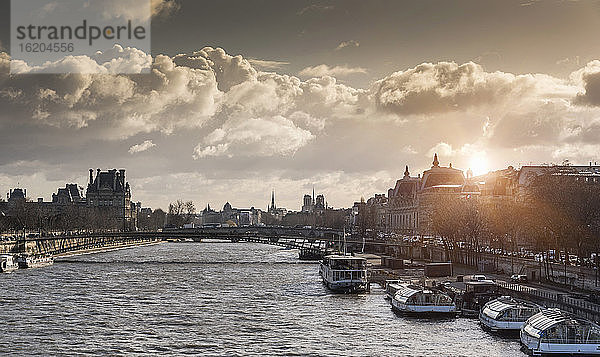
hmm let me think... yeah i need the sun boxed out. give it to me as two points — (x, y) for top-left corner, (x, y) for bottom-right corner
(469, 154), (489, 177)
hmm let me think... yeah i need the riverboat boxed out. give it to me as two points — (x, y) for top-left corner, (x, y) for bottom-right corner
(391, 284), (456, 315)
(479, 296), (542, 332)
(385, 280), (405, 299)
(0, 254), (18, 273)
(16, 254), (54, 269)
(319, 255), (369, 293)
(520, 308), (600, 355)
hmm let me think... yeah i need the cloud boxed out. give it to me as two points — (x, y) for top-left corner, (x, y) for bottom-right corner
(573, 60), (600, 106)
(151, 0), (180, 19)
(5, 46), (600, 210)
(335, 40), (360, 51)
(372, 61), (557, 115)
(10, 45), (152, 74)
(193, 116), (314, 159)
(247, 59), (290, 71)
(0, 49), (221, 136)
(298, 64), (367, 77)
(129, 140), (156, 154)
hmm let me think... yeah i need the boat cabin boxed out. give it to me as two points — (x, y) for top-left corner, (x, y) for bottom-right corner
(521, 308), (600, 355)
(480, 296), (541, 331)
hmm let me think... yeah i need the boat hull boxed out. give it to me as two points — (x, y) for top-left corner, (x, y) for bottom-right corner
(17, 256), (54, 269)
(520, 329), (600, 355)
(0, 255), (19, 273)
(480, 314), (525, 331)
(0, 265), (18, 273)
(323, 279), (369, 293)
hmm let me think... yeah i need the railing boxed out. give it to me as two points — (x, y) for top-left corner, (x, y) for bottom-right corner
(541, 338), (600, 344)
(497, 281), (600, 314)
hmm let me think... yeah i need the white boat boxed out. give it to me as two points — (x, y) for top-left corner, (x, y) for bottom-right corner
(520, 308), (600, 355)
(385, 280), (405, 299)
(479, 296), (542, 331)
(0, 254), (18, 273)
(391, 284), (456, 314)
(17, 254), (54, 269)
(319, 255), (369, 293)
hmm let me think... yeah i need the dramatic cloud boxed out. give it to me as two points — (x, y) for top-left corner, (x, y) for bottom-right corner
(129, 140), (156, 154)
(299, 64), (367, 77)
(193, 116), (314, 159)
(10, 45), (152, 74)
(372, 61), (548, 115)
(247, 59), (290, 71)
(4, 44), (600, 208)
(335, 40), (360, 51)
(0, 49), (220, 136)
(573, 60), (600, 106)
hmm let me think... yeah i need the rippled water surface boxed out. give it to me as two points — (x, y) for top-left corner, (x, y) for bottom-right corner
(0, 242), (526, 356)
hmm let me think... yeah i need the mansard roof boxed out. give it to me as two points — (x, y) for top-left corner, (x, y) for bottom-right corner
(87, 169), (129, 194)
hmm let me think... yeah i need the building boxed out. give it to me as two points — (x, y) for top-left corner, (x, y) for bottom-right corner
(85, 168), (136, 230)
(301, 188), (326, 214)
(267, 190), (287, 221)
(52, 184), (85, 205)
(302, 194), (313, 212)
(360, 154), (480, 236)
(361, 156), (600, 237)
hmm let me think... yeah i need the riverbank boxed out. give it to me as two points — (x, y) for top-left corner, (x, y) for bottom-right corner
(55, 240), (163, 259)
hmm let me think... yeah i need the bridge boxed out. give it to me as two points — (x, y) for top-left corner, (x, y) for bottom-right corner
(0, 226), (346, 258)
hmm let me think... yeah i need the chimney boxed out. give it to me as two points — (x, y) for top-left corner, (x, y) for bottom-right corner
(89, 169), (93, 185)
(119, 169), (126, 188)
(96, 169), (101, 189)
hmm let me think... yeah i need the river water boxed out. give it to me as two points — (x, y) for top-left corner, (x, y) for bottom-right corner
(0, 242), (526, 356)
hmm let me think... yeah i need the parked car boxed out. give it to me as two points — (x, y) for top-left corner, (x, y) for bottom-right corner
(510, 274), (528, 283)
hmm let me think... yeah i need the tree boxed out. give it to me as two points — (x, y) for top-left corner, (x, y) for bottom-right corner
(167, 200), (195, 227)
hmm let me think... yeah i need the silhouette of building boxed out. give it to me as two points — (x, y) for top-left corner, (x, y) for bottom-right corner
(86, 168), (136, 230)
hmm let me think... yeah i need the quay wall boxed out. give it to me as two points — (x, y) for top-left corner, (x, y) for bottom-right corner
(497, 281), (600, 325)
(0, 235), (160, 256)
(388, 245), (598, 288)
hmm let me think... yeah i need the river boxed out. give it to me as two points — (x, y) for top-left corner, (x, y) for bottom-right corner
(0, 242), (526, 356)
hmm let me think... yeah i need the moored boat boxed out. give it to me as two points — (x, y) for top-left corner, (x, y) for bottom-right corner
(385, 280), (405, 299)
(520, 308), (600, 355)
(16, 254), (54, 269)
(319, 255), (369, 293)
(0, 254), (19, 273)
(479, 296), (542, 332)
(391, 284), (456, 315)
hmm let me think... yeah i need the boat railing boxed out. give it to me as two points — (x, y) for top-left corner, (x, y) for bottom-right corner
(541, 337), (600, 344)
(408, 302), (454, 306)
(329, 269), (368, 282)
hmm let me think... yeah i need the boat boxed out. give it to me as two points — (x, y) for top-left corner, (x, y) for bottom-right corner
(385, 279), (405, 299)
(391, 284), (456, 314)
(441, 280), (499, 317)
(0, 254), (19, 273)
(319, 255), (369, 293)
(16, 254), (54, 269)
(520, 308), (600, 355)
(479, 296), (542, 331)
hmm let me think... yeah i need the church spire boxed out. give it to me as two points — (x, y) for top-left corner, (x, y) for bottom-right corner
(432, 153), (439, 168)
(270, 190), (276, 210)
(403, 165), (410, 178)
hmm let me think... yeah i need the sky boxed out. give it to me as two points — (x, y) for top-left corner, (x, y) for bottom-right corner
(2, 0), (600, 210)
